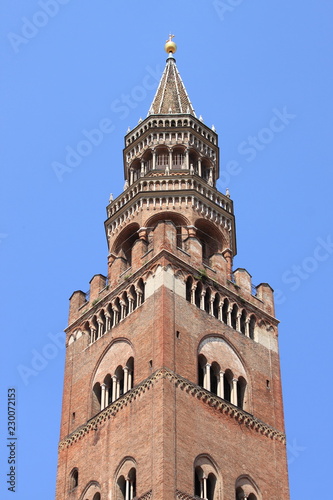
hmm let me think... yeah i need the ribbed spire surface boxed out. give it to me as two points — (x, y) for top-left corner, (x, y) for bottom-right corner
(149, 55), (196, 116)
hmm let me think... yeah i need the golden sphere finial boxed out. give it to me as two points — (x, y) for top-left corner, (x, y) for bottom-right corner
(165, 34), (177, 54)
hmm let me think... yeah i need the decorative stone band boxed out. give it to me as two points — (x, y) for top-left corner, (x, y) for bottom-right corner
(107, 177), (231, 219)
(58, 368), (286, 450)
(176, 490), (200, 499)
(136, 490), (152, 500)
(107, 194), (232, 237)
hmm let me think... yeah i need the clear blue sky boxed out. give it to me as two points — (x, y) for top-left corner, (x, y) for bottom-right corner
(1, 1), (332, 498)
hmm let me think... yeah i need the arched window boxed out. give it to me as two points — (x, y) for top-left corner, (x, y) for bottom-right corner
(210, 362), (220, 396)
(91, 316), (98, 343)
(195, 468), (217, 499)
(156, 147), (169, 169)
(126, 357), (134, 392)
(198, 337), (249, 410)
(116, 463), (136, 500)
(240, 309), (247, 335)
(91, 340), (135, 416)
(172, 147), (185, 169)
(202, 159), (211, 183)
(186, 276), (193, 302)
(235, 475), (261, 500)
(84, 321), (92, 343)
(231, 304), (238, 330)
(237, 377), (247, 410)
(223, 369), (233, 403)
(189, 151), (198, 172)
(69, 468), (78, 490)
(207, 473), (217, 500)
(99, 309), (106, 337)
(106, 303), (114, 331)
(198, 354), (207, 389)
(195, 280), (203, 309)
(128, 285), (137, 312)
(194, 456), (220, 500)
(115, 366), (124, 399)
(205, 287), (211, 314)
(93, 494), (101, 500)
(222, 298), (229, 324)
(112, 223), (140, 267)
(103, 374), (112, 409)
(249, 315), (256, 340)
(142, 149), (152, 173)
(213, 293), (220, 319)
(136, 278), (145, 306)
(92, 383), (101, 414)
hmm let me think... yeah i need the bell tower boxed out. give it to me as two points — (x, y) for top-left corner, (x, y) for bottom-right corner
(55, 37), (290, 500)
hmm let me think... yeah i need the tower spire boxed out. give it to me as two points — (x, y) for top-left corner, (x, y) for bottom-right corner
(148, 36), (196, 116)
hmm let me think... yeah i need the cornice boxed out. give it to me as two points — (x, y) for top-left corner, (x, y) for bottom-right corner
(58, 368), (286, 450)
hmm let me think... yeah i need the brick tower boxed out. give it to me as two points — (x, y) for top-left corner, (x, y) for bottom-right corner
(56, 37), (290, 500)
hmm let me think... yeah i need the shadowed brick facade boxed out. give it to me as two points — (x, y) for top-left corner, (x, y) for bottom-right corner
(55, 42), (290, 500)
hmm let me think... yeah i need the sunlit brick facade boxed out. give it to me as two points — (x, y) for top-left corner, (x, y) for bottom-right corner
(56, 40), (290, 500)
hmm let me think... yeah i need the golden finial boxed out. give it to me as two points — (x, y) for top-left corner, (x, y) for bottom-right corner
(165, 34), (177, 54)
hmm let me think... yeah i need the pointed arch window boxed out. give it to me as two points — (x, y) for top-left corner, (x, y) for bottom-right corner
(249, 315), (256, 340)
(235, 475), (261, 500)
(69, 468), (78, 490)
(117, 466), (136, 500)
(194, 456), (220, 500)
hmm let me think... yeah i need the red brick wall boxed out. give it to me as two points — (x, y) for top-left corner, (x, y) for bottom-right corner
(56, 263), (289, 499)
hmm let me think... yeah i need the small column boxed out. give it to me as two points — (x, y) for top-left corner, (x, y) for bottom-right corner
(245, 318), (250, 337)
(204, 363), (211, 392)
(129, 369), (133, 390)
(218, 302), (223, 322)
(91, 328), (97, 343)
(130, 480), (134, 499)
(227, 307), (232, 327)
(169, 149), (173, 170)
(112, 303), (119, 327)
(198, 158), (202, 177)
(105, 385), (109, 407)
(218, 371), (224, 399)
(236, 312), (241, 332)
(136, 290), (143, 307)
(231, 378), (238, 406)
(130, 169), (134, 185)
(116, 378), (121, 399)
(123, 366), (129, 393)
(128, 298), (134, 314)
(191, 284), (196, 305)
(200, 290), (206, 310)
(185, 149), (189, 169)
(120, 300), (126, 320)
(101, 383), (106, 411)
(112, 376), (117, 403)
(125, 478), (130, 500)
(97, 320), (103, 339)
(140, 160), (145, 176)
(105, 313), (111, 331)
(152, 150), (156, 170)
(202, 476), (207, 499)
(209, 297), (215, 316)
